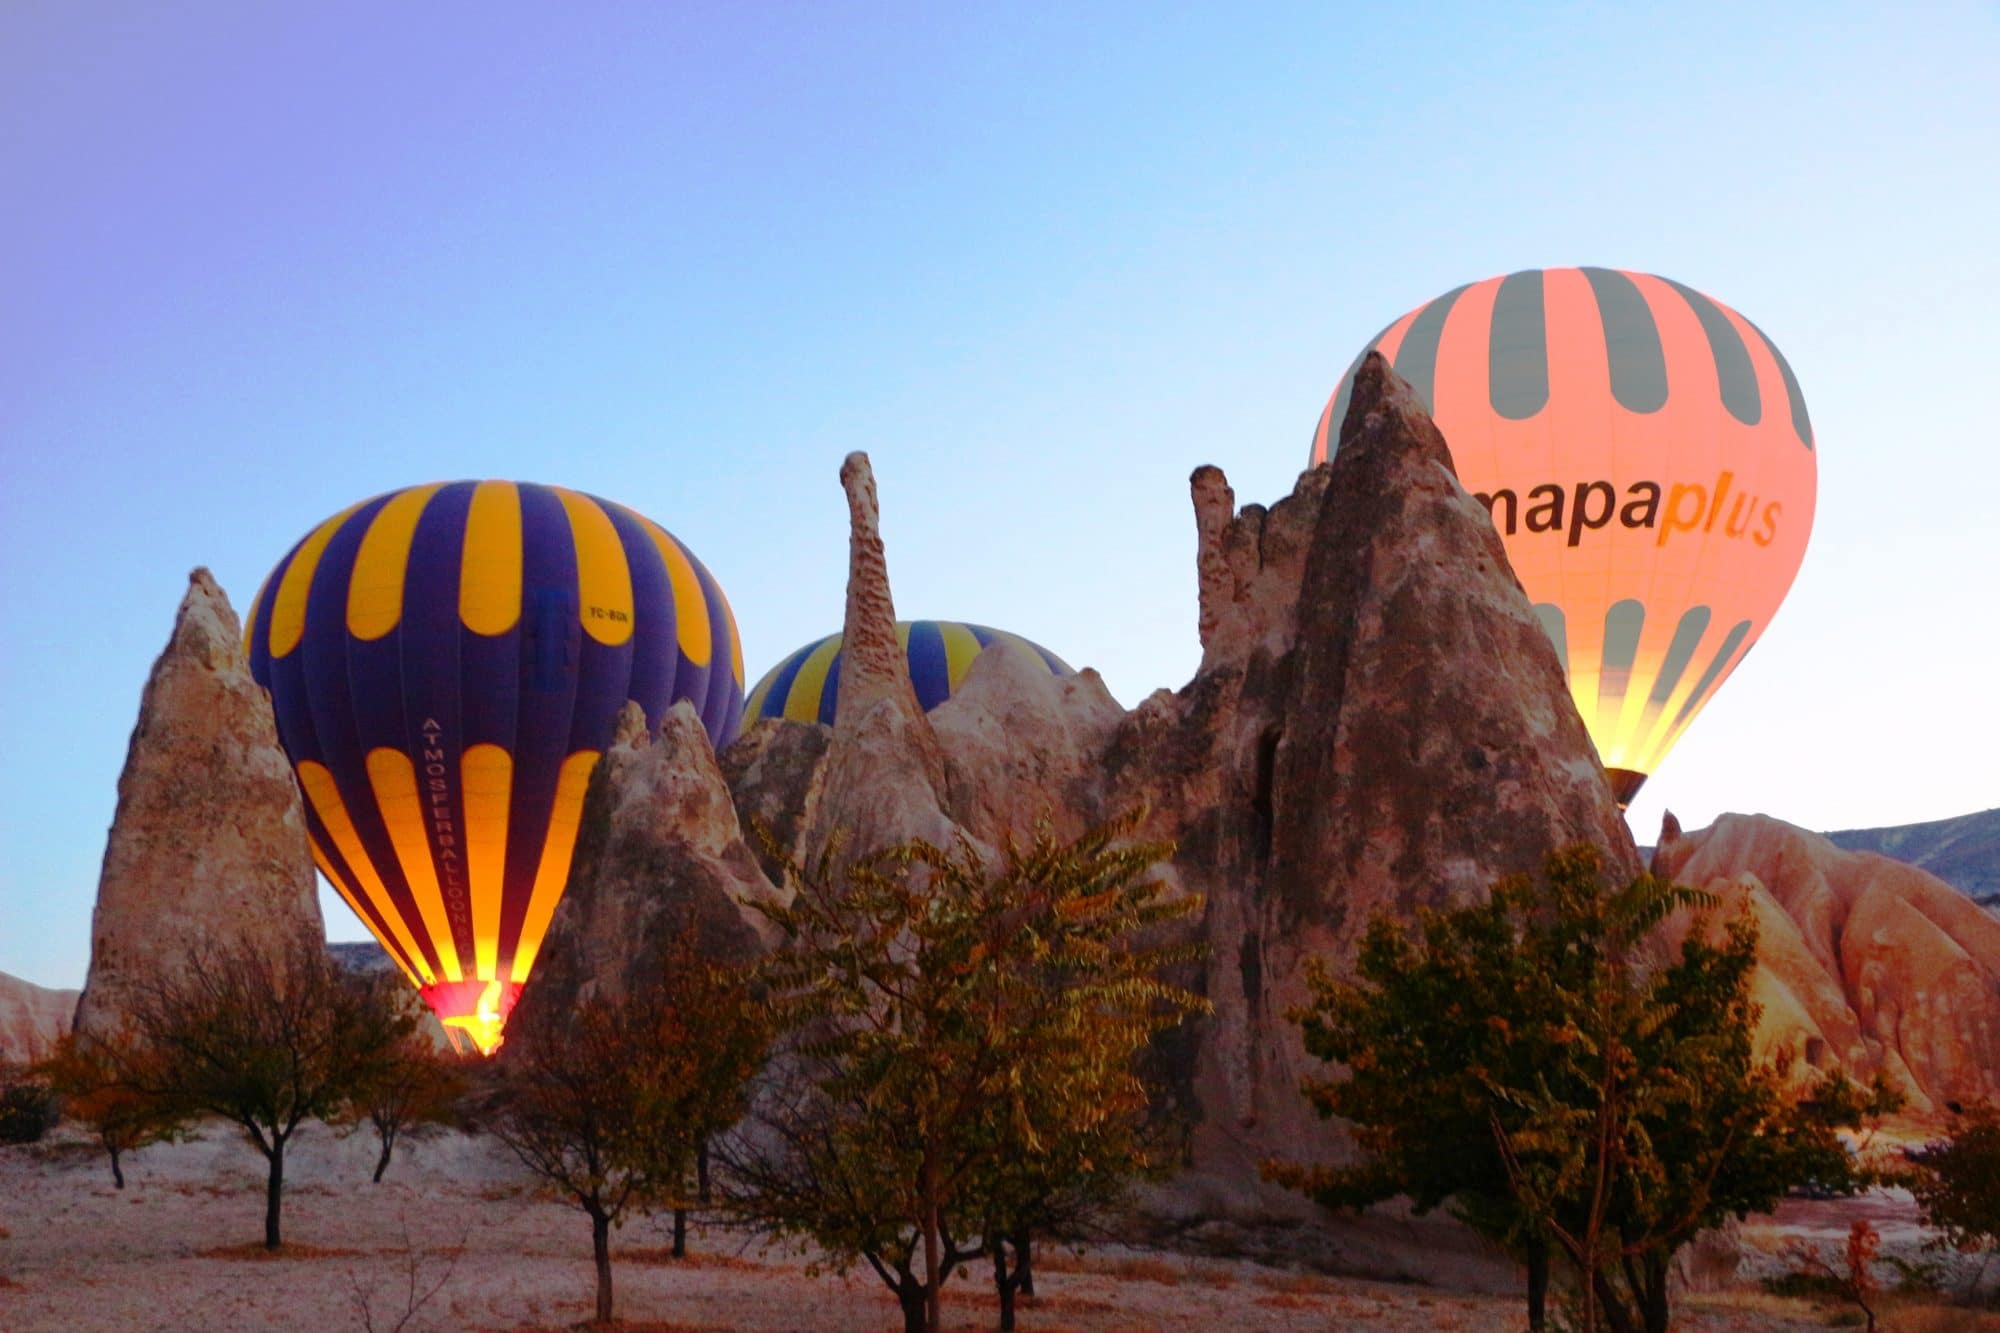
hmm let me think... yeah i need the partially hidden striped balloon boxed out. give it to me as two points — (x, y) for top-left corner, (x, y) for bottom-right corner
(246, 481), (746, 1054)
(1312, 268), (1817, 806)
(747, 620), (1074, 724)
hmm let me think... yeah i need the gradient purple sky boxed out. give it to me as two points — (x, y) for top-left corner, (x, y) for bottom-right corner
(3, 3), (1996, 986)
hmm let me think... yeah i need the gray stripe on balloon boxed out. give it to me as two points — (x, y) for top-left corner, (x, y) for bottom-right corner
(1488, 270), (1550, 420)
(1649, 606), (1713, 702)
(1580, 267), (1669, 413)
(1741, 315), (1815, 450)
(1596, 598), (1646, 721)
(1670, 620), (1754, 731)
(1392, 282), (1473, 416)
(1532, 603), (1568, 668)
(1660, 278), (1761, 426)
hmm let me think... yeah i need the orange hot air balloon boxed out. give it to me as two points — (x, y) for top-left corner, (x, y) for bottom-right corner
(1311, 268), (1816, 806)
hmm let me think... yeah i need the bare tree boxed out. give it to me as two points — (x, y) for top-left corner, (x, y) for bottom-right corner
(118, 936), (415, 1249)
(341, 1017), (469, 1183)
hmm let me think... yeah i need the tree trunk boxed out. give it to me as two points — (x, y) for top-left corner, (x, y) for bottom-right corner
(1014, 1227), (1033, 1297)
(920, 1157), (942, 1333)
(994, 1237), (1017, 1332)
(591, 1208), (614, 1323)
(108, 1142), (125, 1190)
(898, 1275), (927, 1333)
(264, 1142), (285, 1251)
(373, 1126), (396, 1183)
(1590, 1268), (1639, 1333)
(1525, 1238), (1549, 1331)
(697, 1141), (711, 1205)
(1640, 1251), (1670, 1333)
(673, 1206), (687, 1258)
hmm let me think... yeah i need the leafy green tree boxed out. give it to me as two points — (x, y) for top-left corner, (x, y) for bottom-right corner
(1904, 1100), (2000, 1291)
(722, 815), (1207, 1333)
(1274, 845), (1897, 1333)
(113, 937), (415, 1248)
(487, 937), (768, 1324)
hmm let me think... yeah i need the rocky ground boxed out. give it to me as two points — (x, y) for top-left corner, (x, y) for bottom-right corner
(5, 1124), (1942, 1332)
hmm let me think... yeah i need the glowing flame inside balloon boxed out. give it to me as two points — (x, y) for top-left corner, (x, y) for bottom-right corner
(430, 978), (519, 1056)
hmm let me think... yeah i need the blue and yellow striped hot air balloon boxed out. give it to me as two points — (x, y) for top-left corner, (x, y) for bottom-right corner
(747, 620), (1074, 724)
(246, 481), (745, 1054)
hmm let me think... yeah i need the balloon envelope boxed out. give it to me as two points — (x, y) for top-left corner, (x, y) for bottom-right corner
(247, 481), (745, 1053)
(1312, 268), (1816, 804)
(747, 620), (1074, 723)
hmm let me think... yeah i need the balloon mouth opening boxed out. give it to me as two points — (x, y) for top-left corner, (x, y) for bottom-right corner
(1606, 767), (1648, 810)
(423, 978), (522, 1056)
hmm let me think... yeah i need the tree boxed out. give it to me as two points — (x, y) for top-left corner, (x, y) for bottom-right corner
(721, 815), (1207, 1333)
(485, 937), (768, 1324)
(1904, 1099), (2000, 1291)
(0, 1060), (59, 1145)
(346, 1025), (468, 1184)
(37, 1028), (189, 1187)
(1783, 1219), (1883, 1332)
(1274, 845), (1897, 1333)
(117, 936), (416, 1249)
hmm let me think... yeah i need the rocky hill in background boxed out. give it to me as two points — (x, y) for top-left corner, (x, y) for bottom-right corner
(1654, 812), (2000, 1113)
(0, 971), (76, 1065)
(1824, 807), (2000, 907)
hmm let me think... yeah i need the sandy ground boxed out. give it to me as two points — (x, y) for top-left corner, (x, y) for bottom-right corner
(1, 1125), (1843, 1331)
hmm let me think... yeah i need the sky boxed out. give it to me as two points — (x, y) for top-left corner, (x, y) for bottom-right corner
(3, 3), (1996, 989)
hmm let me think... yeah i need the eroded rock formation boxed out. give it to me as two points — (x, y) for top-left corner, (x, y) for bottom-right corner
(1654, 811), (2000, 1112)
(74, 569), (321, 1039)
(1103, 352), (1640, 1203)
(714, 356), (1637, 1276)
(516, 700), (785, 1024)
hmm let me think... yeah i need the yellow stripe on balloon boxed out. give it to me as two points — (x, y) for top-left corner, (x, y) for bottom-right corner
(460, 743), (512, 982)
(241, 570), (273, 661)
(715, 579), (746, 687)
(347, 483), (444, 641)
(307, 833), (421, 989)
(509, 750), (602, 983)
(939, 622), (983, 690)
(295, 761), (437, 984)
(269, 501), (365, 658)
(630, 510), (712, 667)
(783, 635), (844, 722)
(459, 481), (523, 637)
(364, 748), (465, 983)
(553, 489), (634, 647)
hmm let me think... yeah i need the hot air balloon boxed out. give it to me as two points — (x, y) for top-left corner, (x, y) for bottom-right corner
(1312, 268), (1816, 806)
(747, 620), (1074, 723)
(246, 481), (746, 1054)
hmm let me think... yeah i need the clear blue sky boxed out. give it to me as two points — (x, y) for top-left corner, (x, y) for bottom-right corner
(4, 3), (1996, 988)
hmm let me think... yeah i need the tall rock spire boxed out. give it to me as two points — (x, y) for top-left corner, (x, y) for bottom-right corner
(75, 569), (322, 1038)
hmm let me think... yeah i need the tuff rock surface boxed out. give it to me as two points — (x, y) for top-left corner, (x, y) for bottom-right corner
(515, 700), (785, 1023)
(1101, 352), (1641, 1232)
(717, 356), (1638, 1279)
(1654, 811), (2000, 1112)
(0, 971), (75, 1064)
(74, 569), (322, 1039)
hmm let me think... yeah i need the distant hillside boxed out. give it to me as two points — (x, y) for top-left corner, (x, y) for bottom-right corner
(0, 971), (76, 1064)
(1824, 807), (2000, 907)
